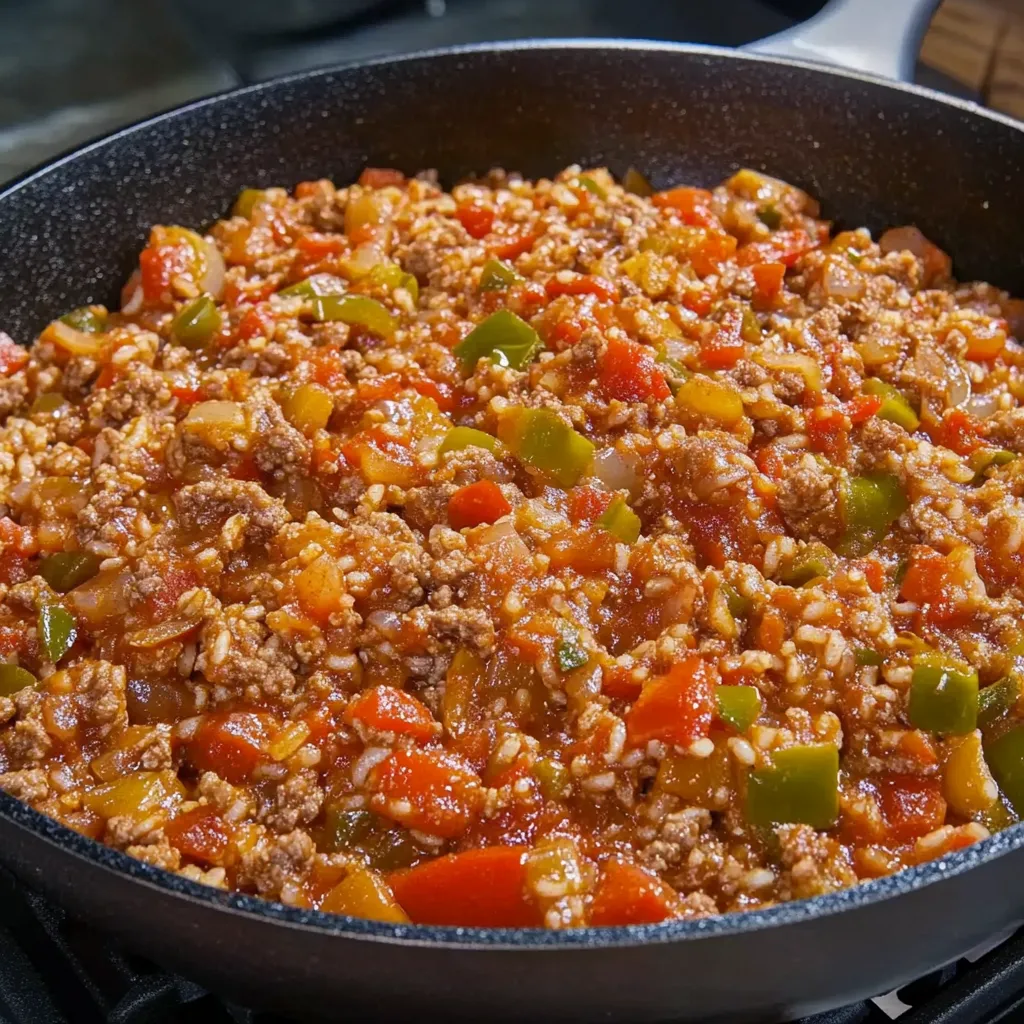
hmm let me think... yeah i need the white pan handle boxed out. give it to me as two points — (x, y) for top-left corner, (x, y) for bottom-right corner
(744, 0), (940, 82)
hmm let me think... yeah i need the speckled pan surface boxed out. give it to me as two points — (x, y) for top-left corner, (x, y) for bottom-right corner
(2, 39), (1024, 1022)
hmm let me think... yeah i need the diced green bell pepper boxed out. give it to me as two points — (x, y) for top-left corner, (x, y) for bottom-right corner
(534, 757), (571, 799)
(313, 295), (396, 338)
(862, 378), (920, 431)
(717, 685), (761, 732)
(454, 310), (541, 371)
(39, 552), (101, 593)
(722, 582), (752, 618)
(837, 472), (907, 556)
(0, 663), (38, 697)
(438, 426), (502, 456)
(172, 295), (221, 349)
(278, 273), (343, 298)
(757, 204), (782, 230)
(324, 807), (376, 850)
(908, 658), (978, 734)
(854, 647), (884, 667)
(780, 541), (836, 587)
(365, 263), (419, 304)
(38, 605), (76, 663)
(497, 407), (594, 488)
(979, 675), (1020, 728)
(577, 175), (607, 199)
(746, 743), (839, 829)
(478, 259), (522, 292)
(970, 448), (1016, 479)
(60, 307), (106, 334)
(597, 496), (641, 544)
(556, 631), (588, 673)
(985, 725), (1024, 814)
(31, 393), (66, 416)
(622, 167), (654, 197)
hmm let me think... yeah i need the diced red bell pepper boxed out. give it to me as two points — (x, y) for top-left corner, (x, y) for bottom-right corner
(625, 654), (716, 748)
(448, 480), (512, 530)
(187, 712), (273, 785)
(846, 393), (882, 424)
(388, 846), (537, 927)
(598, 336), (670, 402)
(699, 310), (745, 370)
(601, 665), (643, 702)
(344, 686), (436, 743)
(690, 233), (738, 278)
(589, 860), (681, 926)
(545, 273), (619, 303)
(751, 261), (787, 306)
(0, 335), (28, 376)
(358, 167), (405, 189)
(876, 775), (946, 841)
(931, 409), (984, 456)
(737, 230), (815, 268)
(295, 233), (345, 261)
(456, 204), (496, 240)
(165, 806), (230, 865)
(652, 186), (717, 228)
(491, 230), (538, 261)
(370, 748), (482, 838)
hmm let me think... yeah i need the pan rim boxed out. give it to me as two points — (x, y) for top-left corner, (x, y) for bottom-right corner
(0, 36), (1021, 208)
(1, 37), (1023, 951)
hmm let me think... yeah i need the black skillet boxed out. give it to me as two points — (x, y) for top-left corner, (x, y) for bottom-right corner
(2, 1), (1024, 1020)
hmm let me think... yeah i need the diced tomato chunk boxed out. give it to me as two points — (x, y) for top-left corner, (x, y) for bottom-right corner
(236, 304), (276, 343)
(295, 233), (345, 261)
(699, 310), (745, 370)
(690, 233), (738, 277)
(876, 775), (946, 841)
(931, 409), (983, 456)
(569, 485), (613, 525)
(187, 712), (272, 785)
(625, 655), (716, 748)
(165, 806), (230, 865)
(806, 405), (848, 462)
(448, 480), (512, 530)
(598, 336), (670, 402)
(370, 748), (481, 838)
(545, 273), (619, 303)
(456, 204), (495, 239)
(751, 261), (786, 306)
(899, 546), (972, 627)
(344, 686), (436, 742)
(358, 167), (405, 189)
(310, 345), (348, 389)
(846, 393), (882, 424)
(0, 335), (28, 376)
(388, 846), (537, 926)
(652, 187), (716, 228)
(601, 665), (643, 702)
(590, 860), (681, 926)
(738, 230), (815, 268)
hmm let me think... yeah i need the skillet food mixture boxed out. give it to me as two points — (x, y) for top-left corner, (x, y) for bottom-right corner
(1, 165), (1023, 929)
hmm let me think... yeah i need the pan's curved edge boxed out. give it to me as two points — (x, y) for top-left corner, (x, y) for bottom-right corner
(0, 37), (1020, 210)
(4, 783), (1024, 950)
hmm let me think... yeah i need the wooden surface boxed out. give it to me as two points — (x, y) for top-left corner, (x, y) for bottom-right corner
(921, 0), (1024, 118)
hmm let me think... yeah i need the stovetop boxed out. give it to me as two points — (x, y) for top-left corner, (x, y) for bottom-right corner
(2, 2), (1020, 1021)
